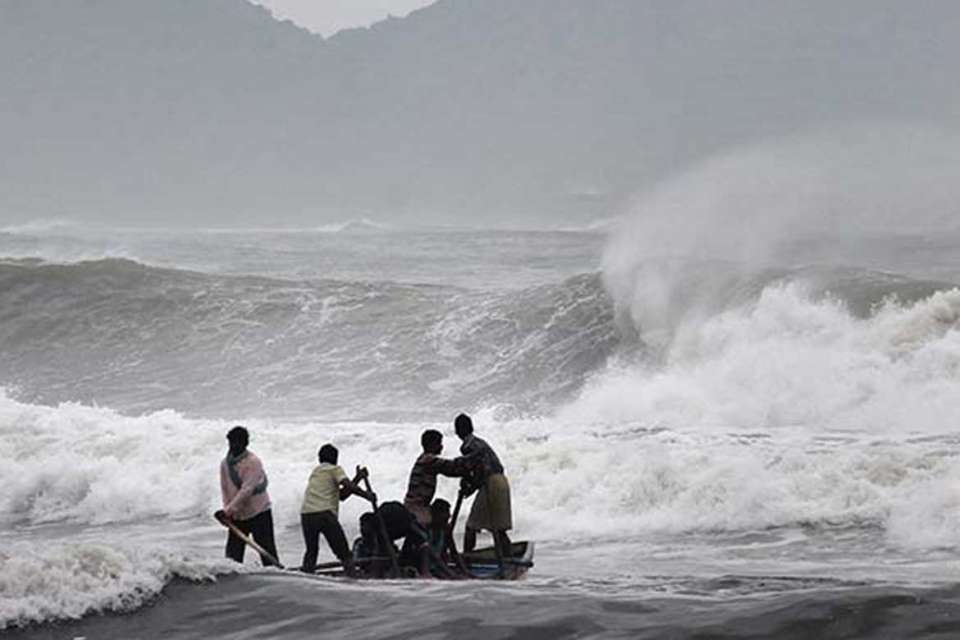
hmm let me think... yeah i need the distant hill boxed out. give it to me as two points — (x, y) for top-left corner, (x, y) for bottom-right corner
(1, 0), (958, 226)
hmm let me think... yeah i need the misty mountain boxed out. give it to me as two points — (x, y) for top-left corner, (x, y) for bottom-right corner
(1, 0), (958, 227)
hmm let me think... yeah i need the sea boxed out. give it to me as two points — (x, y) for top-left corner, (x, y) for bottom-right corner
(2, 217), (960, 639)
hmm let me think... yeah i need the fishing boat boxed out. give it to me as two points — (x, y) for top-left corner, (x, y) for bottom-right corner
(309, 541), (535, 580)
(218, 510), (534, 580)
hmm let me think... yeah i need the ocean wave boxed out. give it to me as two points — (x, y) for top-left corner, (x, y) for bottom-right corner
(1, 257), (957, 422)
(3, 270), (960, 553)
(4, 383), (960, 558)
(312, 218), (395, 233)
(0, 218), (79, 235)
(0, 393), (227, 526)
(510, 419), (960, 544)
(0, 259), (620, 418)
(480, 275), (960, 543)
(185, 218), (397, 234)
(0, 540), (235, 630)
(564, 282), (960, 430)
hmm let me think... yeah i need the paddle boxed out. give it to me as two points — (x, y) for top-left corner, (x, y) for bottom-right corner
(446, 488), (476, 578)
(214, 511), (284, 569)
(360, 471), (401, 578)
(450, 488), (465, 535)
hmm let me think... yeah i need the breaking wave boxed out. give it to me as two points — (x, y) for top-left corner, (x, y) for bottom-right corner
(2, 256), (957, 421)
(550, 282), (960, 542)
(2, 261), (960, 626)
(0, 258), (618, 418)
(0, 540), (234, 630)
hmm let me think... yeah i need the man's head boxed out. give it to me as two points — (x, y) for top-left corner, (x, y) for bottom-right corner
(421, 429), (443, 454)
(318, 443), (338, 464)
(454, 413), (473, 440)
(226, 426), (249, 456)
(359, 512), (378, 546)
(430, 498), (451, 527)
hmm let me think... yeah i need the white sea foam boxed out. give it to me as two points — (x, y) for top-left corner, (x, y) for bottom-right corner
(0, 541), (234, 629)
(5, 379), (960, 628)
(0, 392), (433, 532)
(563, 284), (960, 432)
(0, 397), (225, 526)
(4, 275), (960, 548)
(0, 218), (79, 235)
(515, 279), (959, 544)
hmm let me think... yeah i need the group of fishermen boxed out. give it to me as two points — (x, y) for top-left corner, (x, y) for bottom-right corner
(215, 413), (513, 578)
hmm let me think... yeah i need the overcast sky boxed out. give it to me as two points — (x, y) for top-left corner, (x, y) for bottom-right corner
(252, 0), (436, 36)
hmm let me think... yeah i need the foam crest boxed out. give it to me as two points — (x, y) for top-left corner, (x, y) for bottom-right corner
(563, 284), (960, 432)
(603, 125), (960, 342)
(0, 396), (227, 525)
(0, 218), (78, 235)
(3, 385), (960, 557)
(0, 392), (436, 531)
(3, 274), (960, 558)
(0, 541), (233, 629)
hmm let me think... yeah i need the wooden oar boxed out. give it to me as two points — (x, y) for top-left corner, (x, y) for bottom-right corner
(307, 556), (389, 571)
(214, 512), (284, 569)
(361, 474), (401, 578)
(446, 489), (476, 578)
(450, 488), (465, 535)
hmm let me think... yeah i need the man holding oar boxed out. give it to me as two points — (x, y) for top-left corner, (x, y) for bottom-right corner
(217, 426), (281, 567)
(300, 443), (376, 576)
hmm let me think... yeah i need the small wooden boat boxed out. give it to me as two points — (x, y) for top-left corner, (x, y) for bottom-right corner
(306, 540), (535, 580)
(216, 501), (535, 581)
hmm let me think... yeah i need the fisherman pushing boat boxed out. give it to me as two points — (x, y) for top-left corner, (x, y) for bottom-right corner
(299, 443), (375, 576)
(403, 428), (471, 526)
(455, 413), (513, 562)
(214, 416), (531, 580)
(216, 426), (281, 567)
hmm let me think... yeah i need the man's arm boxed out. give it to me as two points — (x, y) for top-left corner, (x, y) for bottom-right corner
(224, 457), (263, 517)
(219, 461), (231, 507)
(339, 467), (375, 502)
(457, 438), (492, 470)
(433, 456), (468, 478)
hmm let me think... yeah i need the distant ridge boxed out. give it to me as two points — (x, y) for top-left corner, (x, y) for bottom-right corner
(1, 0), (958, 226)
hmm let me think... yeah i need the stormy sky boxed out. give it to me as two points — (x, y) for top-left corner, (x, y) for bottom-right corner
(1, 0), (957, 228)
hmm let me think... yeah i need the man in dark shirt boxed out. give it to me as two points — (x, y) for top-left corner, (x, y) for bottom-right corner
(403, 429), (468, 527)
(455, 413), (513, 559)
(357, 500), (427, 577)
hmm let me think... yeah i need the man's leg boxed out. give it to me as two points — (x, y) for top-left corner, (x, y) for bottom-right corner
(494, 530), (512, 558)
(301, 512), (320, 572)
(319, 512), (355, 577)
(417, 543), (432, 578)
(463, 527), (478, 553)
(249, 509), (281, 567)
(490, 528), (506, 577)
(225, 518), (250, 564)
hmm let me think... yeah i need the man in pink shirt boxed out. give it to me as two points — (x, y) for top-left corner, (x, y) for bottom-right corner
(216, 426), (281, 567)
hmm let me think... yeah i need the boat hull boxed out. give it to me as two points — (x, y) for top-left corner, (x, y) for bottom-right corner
(307, 540), (535, 580)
